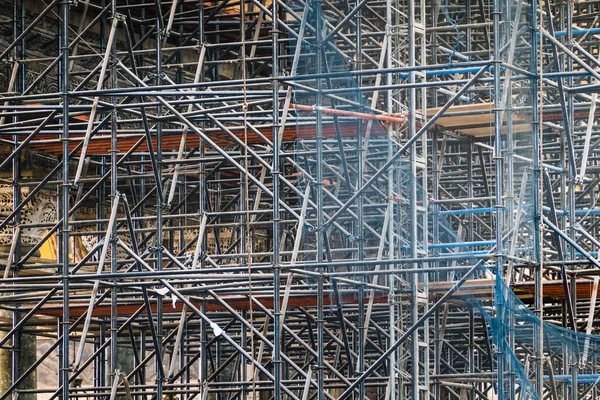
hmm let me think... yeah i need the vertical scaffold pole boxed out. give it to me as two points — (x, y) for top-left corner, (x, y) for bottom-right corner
(109, 0), (119, 389)
(198, 4), (207, 397)
(531, 0), (543, 396)
(155, 3), (165, 399)
(355, 0), (366, 398)
(385, 0), (396, 397)
(11, 0), (22, 395)
(315, 0), (325, 398)
(272, 0), (282, 395)
(59, 0), (70, 399)
(493, 0), (506, 396)
(408, 0), (421, 397)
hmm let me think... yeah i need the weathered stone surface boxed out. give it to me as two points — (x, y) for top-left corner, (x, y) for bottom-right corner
(0, 310), (11, 399)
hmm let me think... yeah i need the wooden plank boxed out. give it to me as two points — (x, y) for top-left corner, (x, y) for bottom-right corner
(425, 102), (530, 137)
(427, 102), (600, 137)
(25, 122), (386, 155)
(429, 278), (599, 301)
(33, 293), (390, 318)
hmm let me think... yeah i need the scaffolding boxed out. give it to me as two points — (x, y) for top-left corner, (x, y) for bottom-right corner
(2, 0), (600, 399)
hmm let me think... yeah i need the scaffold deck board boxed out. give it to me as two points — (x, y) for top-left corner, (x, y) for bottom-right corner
(33, 293), (390, 317)
(429, 278), (599, 301)
(426, 103), (530, 137)
(23, 122), (383, 155)
(428, 102), (600, 138)
(514, 279), (598, 301)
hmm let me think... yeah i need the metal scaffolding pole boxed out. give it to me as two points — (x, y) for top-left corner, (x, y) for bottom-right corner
(3, 0), (600, 399)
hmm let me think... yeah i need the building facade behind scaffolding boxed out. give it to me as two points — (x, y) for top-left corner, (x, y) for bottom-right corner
(1, 0), (600, 399)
